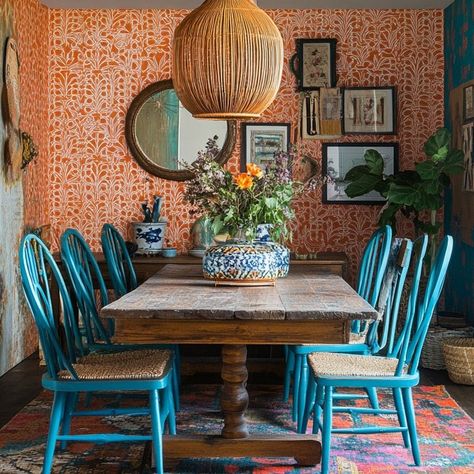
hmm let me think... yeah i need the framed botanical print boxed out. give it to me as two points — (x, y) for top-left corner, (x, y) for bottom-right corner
(241, 123), (290, 171)
(322, 142), (399, 204)
(463, 85), (474, 123)
(290, 39), (337, 91)
(342, 87), (397, 135)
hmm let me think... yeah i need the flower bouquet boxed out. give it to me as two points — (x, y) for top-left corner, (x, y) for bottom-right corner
(183, 137), (318, 285)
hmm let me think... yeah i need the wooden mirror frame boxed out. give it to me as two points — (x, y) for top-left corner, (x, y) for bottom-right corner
(125, 79), (237, 181)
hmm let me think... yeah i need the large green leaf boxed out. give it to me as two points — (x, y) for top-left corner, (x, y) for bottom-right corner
(416, 161), (439, 180)
(365, 149), (384, 175)
(345, 165), (369, 181)
(345, 174), (382, 198)
(424, 128), (451, 157)
(387, 183), (418, 206)
(378, 203), (400, 226)
(443, 150), (464, 175)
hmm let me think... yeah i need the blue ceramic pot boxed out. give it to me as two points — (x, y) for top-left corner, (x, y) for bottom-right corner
(133, 221), (167, 255)
(203, 243), (279, 285)
(255, 224), (290, 278)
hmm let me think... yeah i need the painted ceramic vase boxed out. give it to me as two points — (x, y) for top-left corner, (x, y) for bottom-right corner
(255, 224), (290, 278)
(203, 242), (279, 285)
(133, 221), (167, 254)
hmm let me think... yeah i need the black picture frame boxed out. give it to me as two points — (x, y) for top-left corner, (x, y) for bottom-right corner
(290, 39), (337, 91)
(463, 85), (474, 123)
(322, 142), (399, 205)
(342, 86), (397, 135)
(240, 122), (291, 171)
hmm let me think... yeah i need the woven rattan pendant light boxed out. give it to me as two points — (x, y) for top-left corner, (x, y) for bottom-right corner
(172, 0), (284, 120)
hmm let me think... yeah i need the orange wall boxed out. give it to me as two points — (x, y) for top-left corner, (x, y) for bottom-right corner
(48, 8), (445, 281)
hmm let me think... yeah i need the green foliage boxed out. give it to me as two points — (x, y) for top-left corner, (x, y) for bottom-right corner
(344, 127), (464, 238)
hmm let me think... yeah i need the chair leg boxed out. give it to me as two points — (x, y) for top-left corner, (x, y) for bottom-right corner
(149, 389), (164, 474)
(393, 388), (410, 448)
(166, 383), (176, 435)
(321, 386), (334, 474)
(292, 354), (302, 422)
(60, 392), (78, 450)
(172, 366), (180, 412)
(312, 383), (324, 435)
(43, 391), (66, 474)
(301, 376), (316, 434)
(366, 387), (379, 410)
(297, 357), (309, 433)
(283, 349), (294, 402)
(402, 387), (421, 466)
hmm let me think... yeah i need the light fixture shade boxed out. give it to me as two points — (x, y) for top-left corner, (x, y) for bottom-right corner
(172, 0), (284, 120)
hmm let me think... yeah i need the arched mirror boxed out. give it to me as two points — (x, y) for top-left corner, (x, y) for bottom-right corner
(125, 79), (237, 181)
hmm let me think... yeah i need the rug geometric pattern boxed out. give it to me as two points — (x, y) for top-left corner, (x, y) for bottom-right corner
(0, 385), (473, 473)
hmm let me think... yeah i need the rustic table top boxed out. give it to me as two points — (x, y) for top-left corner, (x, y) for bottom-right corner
(101, 265), (377, 322)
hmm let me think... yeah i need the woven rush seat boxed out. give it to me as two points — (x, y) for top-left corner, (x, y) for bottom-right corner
(309, 352), (403, 378)
(59, 349), (172, 380)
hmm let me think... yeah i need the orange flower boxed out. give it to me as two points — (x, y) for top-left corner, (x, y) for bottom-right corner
(233, 172), (254, 190)
(246, 163), (263, 178)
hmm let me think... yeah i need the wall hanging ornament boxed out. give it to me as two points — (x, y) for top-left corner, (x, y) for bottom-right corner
(172, 0), (284, 120)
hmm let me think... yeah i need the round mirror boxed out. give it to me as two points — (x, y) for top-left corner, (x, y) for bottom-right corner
(126, 79), (236, 181)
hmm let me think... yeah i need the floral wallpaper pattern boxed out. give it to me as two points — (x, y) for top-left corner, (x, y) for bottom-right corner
(48, 8), (445, 283)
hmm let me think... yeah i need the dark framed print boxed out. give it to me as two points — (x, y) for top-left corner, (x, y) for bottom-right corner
(322, 142), (399, 204)
(290, 39), (337, 91)
(342, 87), (397, 135)
(241, 123), (291, 171)
(463, 85), (474, 123)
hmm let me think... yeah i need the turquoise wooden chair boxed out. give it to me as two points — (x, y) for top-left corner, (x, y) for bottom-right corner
(293, 236), (414, 433)
(60, 228), (180, 410)
(284, 225), (393, 425)
(301, 235), (453, 474)
(100, 223), (137, 298)
(19, 233), (174, 474)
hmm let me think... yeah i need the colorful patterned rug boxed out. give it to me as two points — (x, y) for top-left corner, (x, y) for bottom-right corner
(0, 385), (473, 473)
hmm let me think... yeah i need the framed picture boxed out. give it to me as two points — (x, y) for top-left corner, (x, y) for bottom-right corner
(290, 39), (337, 91)
(463, 85), (474, 123)
(241, 123), (291, 171)
(322, 142), (399, 204)
(342, 87), (397, 135)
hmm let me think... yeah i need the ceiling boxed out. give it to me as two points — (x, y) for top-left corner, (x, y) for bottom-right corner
(41, 0), (454, 9)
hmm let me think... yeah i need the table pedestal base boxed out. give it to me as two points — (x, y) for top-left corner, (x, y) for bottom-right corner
(163, 435), (321, 466)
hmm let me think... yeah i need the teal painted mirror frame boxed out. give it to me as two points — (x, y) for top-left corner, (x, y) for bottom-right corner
(125, 79), (237, 181)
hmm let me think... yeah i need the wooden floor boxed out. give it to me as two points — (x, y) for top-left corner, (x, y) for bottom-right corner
(0, 352), (473, 429)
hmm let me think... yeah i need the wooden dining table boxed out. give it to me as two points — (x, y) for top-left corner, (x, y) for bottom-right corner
(101, 264), (378, 467)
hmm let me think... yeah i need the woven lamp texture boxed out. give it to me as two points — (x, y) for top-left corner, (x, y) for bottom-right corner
(172, 0), (284, 120)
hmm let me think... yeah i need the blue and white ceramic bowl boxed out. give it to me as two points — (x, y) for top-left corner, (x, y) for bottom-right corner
(133, 221), (167, 254)
(203, 243), (279, 285)
(255, 224), (290, 278)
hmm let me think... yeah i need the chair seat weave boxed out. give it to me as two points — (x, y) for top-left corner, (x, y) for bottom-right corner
(59, 349), (172, 380)
(309, 352), (403, 378)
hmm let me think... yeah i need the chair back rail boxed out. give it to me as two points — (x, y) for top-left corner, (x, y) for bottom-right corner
(60, 228), (112, 346)
(101, 223), (138, 298)
(19, 234), (79, 379)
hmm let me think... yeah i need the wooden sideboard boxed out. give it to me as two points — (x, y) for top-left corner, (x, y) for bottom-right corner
(52, 251), (349, 371)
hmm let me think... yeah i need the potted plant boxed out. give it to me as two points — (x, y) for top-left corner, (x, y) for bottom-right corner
(183, 138), (320, 284)
(344, 128), (464, 267)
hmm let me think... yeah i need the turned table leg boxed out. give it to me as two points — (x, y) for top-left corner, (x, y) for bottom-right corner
(221, 344), (249, 439)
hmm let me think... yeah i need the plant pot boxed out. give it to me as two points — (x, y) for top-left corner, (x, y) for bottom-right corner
(203, 242), (279, 286)
(132, 221), (167, 255)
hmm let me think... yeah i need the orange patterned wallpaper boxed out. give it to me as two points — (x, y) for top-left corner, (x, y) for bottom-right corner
(18, 0), (49, 229)
(48, 8), (444, 282)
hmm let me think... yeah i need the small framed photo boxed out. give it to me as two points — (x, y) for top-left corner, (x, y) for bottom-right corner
(290, 39), (337, 91)
(342, 87), (397, 135)
(463, 85), (474, 123)
(322, 142), (399, 204)
(241, 123), (291, 170)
